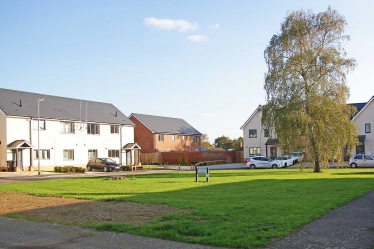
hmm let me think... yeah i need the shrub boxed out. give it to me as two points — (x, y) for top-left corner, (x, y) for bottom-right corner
(121, 165), (131, 171)
(54, 166), (86, 173)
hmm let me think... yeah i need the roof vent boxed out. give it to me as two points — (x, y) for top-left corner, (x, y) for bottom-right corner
(20, 99), (22, 107)
(115, 111), (118, 117)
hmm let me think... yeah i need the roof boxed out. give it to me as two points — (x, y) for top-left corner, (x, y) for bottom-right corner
(358, 135), (366, 143)
(0, 88), (135, 126)
(129, 113), (202, 135)
(123, 143), (141, 150)
(351, 96), (374, 121)
(265, 138), (280, 145)
(240, 105), (262, 130)
(7, 140), (33, 149)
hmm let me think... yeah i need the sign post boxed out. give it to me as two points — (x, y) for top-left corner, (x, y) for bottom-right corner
(196, 167), (209, 182)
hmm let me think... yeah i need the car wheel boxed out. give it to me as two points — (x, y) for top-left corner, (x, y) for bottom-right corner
(87, 166), (92, 171)
(284, 163), (287, 167)
(250, 164), (256, 169)
(351, 163), (357, 168)
(272, 164), (277, 169)
(103, 166), (108, 172)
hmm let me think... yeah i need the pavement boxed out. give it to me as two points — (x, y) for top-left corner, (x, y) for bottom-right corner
(1, 164), (374, 248)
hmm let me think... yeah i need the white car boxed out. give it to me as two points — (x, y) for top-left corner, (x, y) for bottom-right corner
(291, 152), (304, 164)
(273, 155), (293, 167)
(246, 156), (282, 169)
(349, 154), (374, 168)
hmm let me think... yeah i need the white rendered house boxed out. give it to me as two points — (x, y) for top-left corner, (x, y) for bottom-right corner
(0, 88), (138, 171)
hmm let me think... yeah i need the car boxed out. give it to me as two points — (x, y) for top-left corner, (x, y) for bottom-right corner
(246, 156), (282, 169)
(291, 152), (304, 164)
(273, 155), (293, 167)
(87, 158), (120, 172)
(349, 154), (374, 168)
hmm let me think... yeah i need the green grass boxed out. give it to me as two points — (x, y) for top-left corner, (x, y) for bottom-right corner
(2, 168), (374, 248)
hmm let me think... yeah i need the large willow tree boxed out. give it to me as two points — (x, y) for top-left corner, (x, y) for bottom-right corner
(262, 7), (358, 172)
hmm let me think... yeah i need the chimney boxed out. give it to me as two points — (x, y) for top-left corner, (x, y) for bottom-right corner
(239, 141), (243, 148)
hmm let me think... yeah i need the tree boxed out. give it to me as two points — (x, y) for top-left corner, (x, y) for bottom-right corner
(201, 134), (214, 150)
(232, 137), (243, 148)
(262, 7), (358, 173)
(214, 136), (234, 150)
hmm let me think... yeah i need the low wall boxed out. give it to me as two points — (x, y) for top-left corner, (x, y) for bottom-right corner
(140, 151), (243, 165)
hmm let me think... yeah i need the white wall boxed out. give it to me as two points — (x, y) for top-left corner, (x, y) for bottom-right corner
(6, 116), (135, 170)
(353, 99), (374, 155)
(242, 110), (266, 159)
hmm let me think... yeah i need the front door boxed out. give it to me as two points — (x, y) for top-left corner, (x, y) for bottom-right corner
(356, 143), (365, 154)
(270, 147), (277, 160)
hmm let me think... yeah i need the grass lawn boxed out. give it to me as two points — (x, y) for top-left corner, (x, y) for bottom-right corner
(2, 168), (374, 248)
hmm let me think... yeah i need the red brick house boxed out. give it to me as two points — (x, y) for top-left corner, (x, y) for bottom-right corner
(129, 113), (202, 153)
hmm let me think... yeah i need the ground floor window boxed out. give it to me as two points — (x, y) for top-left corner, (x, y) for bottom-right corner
(63, 149), (74, 160)
(34, 149), (50, 160)
(249, 147), (260, 155)
(88, 149), (98, 160)
(108, 149), (119, 158)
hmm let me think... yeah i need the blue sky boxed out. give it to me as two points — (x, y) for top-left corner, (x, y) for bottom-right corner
(1, 1), (373, 143)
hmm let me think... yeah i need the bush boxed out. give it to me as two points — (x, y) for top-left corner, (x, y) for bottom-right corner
(121, 165), (131, 171)
(54, 166), (86, 173)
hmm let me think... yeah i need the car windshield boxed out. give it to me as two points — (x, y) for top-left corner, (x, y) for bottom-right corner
(102, 158), (116, 163)
(293, 152), (299, 157)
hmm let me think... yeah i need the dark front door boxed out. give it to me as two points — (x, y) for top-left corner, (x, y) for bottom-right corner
(356, 143), (365, 154)
(270, 147), (277, 160)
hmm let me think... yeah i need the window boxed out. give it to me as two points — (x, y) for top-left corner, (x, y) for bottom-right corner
(34, 149), (50, 160)
(87, 123), (100, 135)
(249, 129), (257, 138)
(264, 129), (269, 138)
(88, 149), (98, 160)
(33, 119), (46, 130)
(63, 150), (74, 160)
(60, 122), (75, 134)
(193, 136), (198, 143)
(158, 134), (164, 141)
(182, 135), (185, 141)
(249, 147), (261, 155)
(365, 123), (371, 133)
(172, 135), (175, 141)
(364, 155), (373, 160)
(110, 125), (119, 134)
(108, 149), (119, 158)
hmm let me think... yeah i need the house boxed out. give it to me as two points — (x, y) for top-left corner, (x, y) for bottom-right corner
(351, 96), (374, 156)
(241, 96), (374, 161)
(129, 113), (202, 153)
(0, 88), (138, 171)
(240, 105), (281, 160)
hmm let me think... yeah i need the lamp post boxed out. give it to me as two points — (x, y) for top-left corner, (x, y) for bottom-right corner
(37, 98), (44, 175)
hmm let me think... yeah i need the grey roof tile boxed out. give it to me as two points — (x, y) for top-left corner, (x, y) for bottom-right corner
(130, 113), (202, 135)
(0, 88), (134, 126)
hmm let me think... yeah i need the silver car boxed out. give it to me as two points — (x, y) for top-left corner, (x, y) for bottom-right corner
(273, 155), (293, 167)
(349, 154), (374, 168)
(246, 156), (282, 169)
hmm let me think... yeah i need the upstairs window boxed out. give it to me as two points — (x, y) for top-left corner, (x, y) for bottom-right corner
(182, 135), (185, 141)
(158, 134), (164, 142)
(264, 129), (269, 138)
(249, 129), (257, 138)
(365, 123), (371, 133)
(33, 120), (46, 130)
(60, 122), (75, 134)
(172, 135), (175, 141)
(193, 136), (198, 143)
(110, 125), (119, 134)
(87, 123), (100, 135)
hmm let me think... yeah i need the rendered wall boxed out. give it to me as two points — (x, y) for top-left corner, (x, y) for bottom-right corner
(353, 100), (374, 156)
(0, 111), (6, 169)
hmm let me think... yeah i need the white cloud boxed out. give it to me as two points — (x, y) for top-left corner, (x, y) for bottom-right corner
(212, 23), (220, 29)
(144, 17), (198, 32)
(187, 35), (209, 42)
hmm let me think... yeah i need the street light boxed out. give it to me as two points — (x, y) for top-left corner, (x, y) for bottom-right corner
(37, 98), (44, 175)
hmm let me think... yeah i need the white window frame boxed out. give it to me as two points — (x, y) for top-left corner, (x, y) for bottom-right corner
(33, 119), (46, 130)
(88, 149), (98, 160)
(110, 125), (119, 134)
(182, 135), (185, 141)
(87, 123), (100, 135)
(63, 149), (74, 161)
(172, 135), (175, 141)
(249, 147), (261, 155)
(108, 149), (119, 158)
(193, 136), (197, 143)
(34, 149), (50, 160)
(60, 122), (75, 134)
(365, 123), (371, 133)
(249, 129), (257, 138)
(158, 134), (164, 142)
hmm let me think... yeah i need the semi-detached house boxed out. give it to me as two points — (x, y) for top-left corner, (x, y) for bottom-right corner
(0, 88), (138, 171)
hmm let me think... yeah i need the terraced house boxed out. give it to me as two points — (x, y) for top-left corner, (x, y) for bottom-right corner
(0, 88), (137, 171)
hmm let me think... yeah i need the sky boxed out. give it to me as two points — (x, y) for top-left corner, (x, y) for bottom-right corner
(1, 0), (373, 143)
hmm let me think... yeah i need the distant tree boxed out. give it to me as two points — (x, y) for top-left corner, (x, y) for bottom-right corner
(262, 7), (358, 172)
(232, 137), (243, 149)
(214, 136), (234, 150)
(201, 134), (214, 150)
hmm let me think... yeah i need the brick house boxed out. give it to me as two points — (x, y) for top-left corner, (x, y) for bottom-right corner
(129, 113), (202, 153)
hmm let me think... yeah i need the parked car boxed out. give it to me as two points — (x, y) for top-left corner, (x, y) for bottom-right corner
(87, 158), (120, 172)
(349, 154), (374, 168)
(273, 155), (293, 167)
(246, 156), (282, 169)
(291, 152), (304, 164)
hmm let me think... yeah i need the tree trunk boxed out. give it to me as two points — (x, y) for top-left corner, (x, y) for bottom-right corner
(314, 159), (321, 173)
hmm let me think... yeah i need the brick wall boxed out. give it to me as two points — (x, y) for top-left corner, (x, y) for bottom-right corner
(130, 116), (154, 153)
